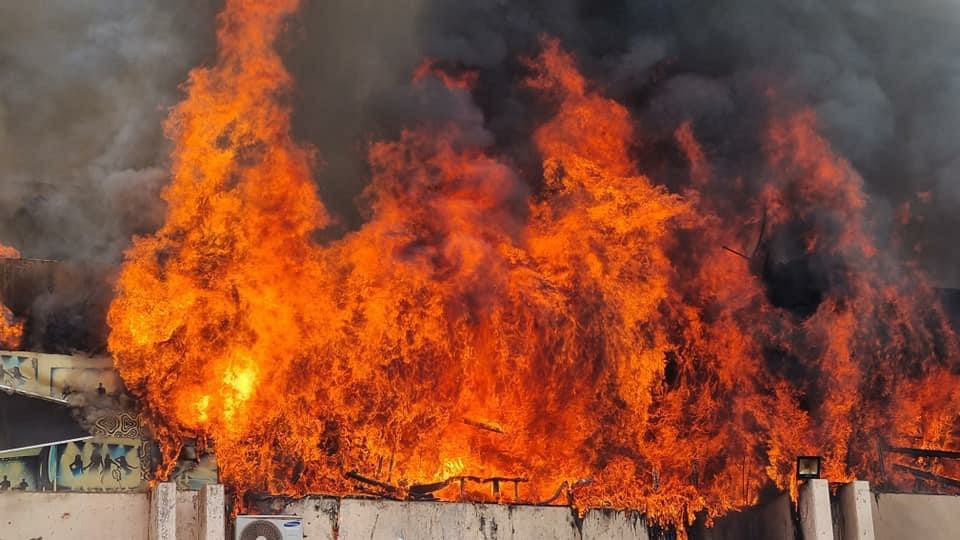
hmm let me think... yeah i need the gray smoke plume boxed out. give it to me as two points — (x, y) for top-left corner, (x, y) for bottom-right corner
(0, 0), (217, 262)
(3, 0), (960, 352)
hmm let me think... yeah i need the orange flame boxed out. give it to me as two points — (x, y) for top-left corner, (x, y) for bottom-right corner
(413, 58), (478, 91)
(0, 244), (24, 350)
(108, 2), (960, 531)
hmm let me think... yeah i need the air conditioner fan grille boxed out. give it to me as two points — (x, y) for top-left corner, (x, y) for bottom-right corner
(239, 519), (283, 540)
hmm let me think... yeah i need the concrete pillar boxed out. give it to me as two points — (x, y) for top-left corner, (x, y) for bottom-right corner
(199, 484), (226, 540)
(149, 482), (177, 540)
(839, 481), (875, 540)
(799, 479), (833, 540)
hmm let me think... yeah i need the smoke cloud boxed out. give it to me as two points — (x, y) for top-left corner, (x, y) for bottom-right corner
(0, 0), (217, 262)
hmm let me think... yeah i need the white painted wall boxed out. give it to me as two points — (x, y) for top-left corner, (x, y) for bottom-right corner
(282, 498), (650, 540)
(19, 488), (960, 540)
(340, 500), (581, 540)
(872, 493), (960, 540)
(800, 479), (834, 540)
(580, 509), (649, 539)
(0, 492), (149, 540)
(837, 481), (874, 540)
(282, 497), (339, 540)
(691, 493), (795, 540)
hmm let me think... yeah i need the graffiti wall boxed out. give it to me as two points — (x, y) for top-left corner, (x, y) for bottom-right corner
(0, 438), (146, 493)
(1, 350), (119, 400)
(0, 353), (37, 391)
(0, 448), (40, 492)
(54, 411), (150, 491)
(0, 350), (217, 492)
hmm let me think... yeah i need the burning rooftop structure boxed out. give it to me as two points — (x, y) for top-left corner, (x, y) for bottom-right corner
(101, 0), (960, 530)
(4, 0), (960, 538)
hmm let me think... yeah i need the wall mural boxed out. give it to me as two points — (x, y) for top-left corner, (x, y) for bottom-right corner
(0, 351), (218, 492)
(55, 440), (144, 491)
(0, 450), (40, 492)
(0, 354), (37, 390)
(172, 448), (219, 490)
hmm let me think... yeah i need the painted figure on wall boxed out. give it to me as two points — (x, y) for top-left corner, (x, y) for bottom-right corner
(55, 439), (146, 491)
(69, 454), (84, 476)
(84, 444), (104, 473)
(0, 456), (39, 491)
(0, 354), (36, 389)
(115, 454), (134, 474)
(0, 354), (218, 492)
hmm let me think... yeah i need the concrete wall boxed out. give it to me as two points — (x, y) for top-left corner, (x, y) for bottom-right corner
(834, 481), (874, 540)
(0, 489), (204, 540)
(872, 493), (960, 540)
(0, 491), (655, 540)
(799, 479), (833, 540)
(0, 492), (150, 540)
(282, 498), (651, 540)
(176, 490), (200, 540)
(580, 509), (650, 539)
(689, 493), (795, 540)
(33, 489), (960, 539)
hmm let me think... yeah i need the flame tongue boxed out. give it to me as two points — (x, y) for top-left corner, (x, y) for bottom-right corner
(109, 0), (328, 487)
(0, 304), (23, 350)
(109, 0), (960, 531)
(0, 244), (24, 350)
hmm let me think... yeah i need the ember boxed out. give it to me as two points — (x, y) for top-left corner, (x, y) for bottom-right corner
(107, 0), (960, 532)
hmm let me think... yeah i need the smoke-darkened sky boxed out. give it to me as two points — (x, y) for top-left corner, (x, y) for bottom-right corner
(2, 0), (959, 285)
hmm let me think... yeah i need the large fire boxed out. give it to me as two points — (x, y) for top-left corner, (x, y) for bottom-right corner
(108, 0), (960, 530)
(0, 244), (24, 350)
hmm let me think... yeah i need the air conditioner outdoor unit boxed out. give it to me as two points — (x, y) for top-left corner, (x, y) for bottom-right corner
(235, 515), (303, 540)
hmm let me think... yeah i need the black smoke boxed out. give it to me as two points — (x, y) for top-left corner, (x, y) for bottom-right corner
(288, 0), (960, 285)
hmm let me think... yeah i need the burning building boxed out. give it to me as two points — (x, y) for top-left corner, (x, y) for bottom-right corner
(4, 0), (960, 539)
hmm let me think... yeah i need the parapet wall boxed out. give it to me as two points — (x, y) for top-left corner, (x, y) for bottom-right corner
(0, 492), (152, 539)
(871, 492), (960, 540)
(5, 484), (960, 539)
(1, 488), (650, 540)
(282, 498), (652, 540)
(689, 492), (794, 540)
